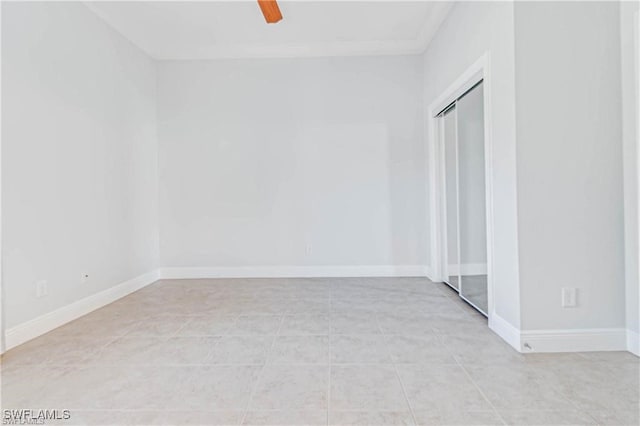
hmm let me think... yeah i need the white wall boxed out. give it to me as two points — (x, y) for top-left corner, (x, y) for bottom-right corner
(620, 2), (640, 340)
(3, 1), (635, 354)
(2, 2), (159, 329)
(514, 1), (626, 331)
(422, 2), (521, 329)
(157, 56), (426, 271)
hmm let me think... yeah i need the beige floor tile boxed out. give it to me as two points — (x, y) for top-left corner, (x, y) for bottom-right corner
(329, 410), (415, 425)
(376, 313), (435, 337)
(171, 365), (262, 410)
(206, 335), (273, 365)
(2, 335), (111, 366)
(154, 410), (242, 425)
(384, 334), (457, 364)
(268, 335), (329, 364)
(330, 365), (408, 411)
(241, 298), (290, 315)
(249, 365), (329, 409)
(576, 351), (640, 363)
(441, 333), (525, 365)
(539, 361), (640, 412)
(499, 410), (597, 425)
(424, 312), (488, 335)
(330, 334), (392, 364)
(73, 409), (242, 425)
(232, 315), (283, 335)
(586, 410), (640, 426)
(243, 410), (327, 425)
(289, 281), (333, 299)
(177, 315), (239, 336)
(38, 365), (178, 410)
(150, 336), (219, 364)
(396, 364), (492, 412)
(330, 313), (382, 334)
(284, 298), (331, 314)
(520, 353), (586, 364)
(331, 299), (381, 315)
(1, 364), (76, 408)
(279, 314), (330, 335)
(91, 336), (166, 364)
(404, 298), (463, 315)
(466, 364), (574, 411)
(413, 409), (504, 426)
(3, 278), (638, 421)
(124, 315), (191, 337)
(71, 410), (160, 425)
(44, 315), (139, 339)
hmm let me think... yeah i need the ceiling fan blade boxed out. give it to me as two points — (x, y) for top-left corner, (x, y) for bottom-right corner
(257, 0), (283, 24)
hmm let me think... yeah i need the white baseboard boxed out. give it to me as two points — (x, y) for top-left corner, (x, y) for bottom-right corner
(520, 328), (627, 353)
(158, 265), (429, 279)
(489, 312), (522, 352)
(627, 329), (640, 356)
(489, 318), (632, 354)
(4, 270), (159, 351)
(423, 265), (434, 281)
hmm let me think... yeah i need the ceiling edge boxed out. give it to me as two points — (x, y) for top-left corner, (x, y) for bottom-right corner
(84, 1), (454, 61)
(415, 2), (456, 53)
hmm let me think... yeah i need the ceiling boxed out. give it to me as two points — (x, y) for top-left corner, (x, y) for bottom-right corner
(85, 1), (454, 60)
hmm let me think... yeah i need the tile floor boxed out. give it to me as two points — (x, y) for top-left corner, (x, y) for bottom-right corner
(1, 278), (638, 425)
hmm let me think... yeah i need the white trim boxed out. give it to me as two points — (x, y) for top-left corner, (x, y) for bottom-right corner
(84, 2), (454, 60)
(634, 8), (640, 361)
(423, 265), (434, 282)
(428, 57), (485, 120)
(415, 2), (455, 53)
(427, 93), (443, 281)
(520, 328), (627, 353)
(427, 52), (496, 325)
(0, 1), (4, 354)
(4, 270), (159, 350)
(158, 265), (429, 280)
(488, 312), (522, 352)
(481, 53), (496, 333)
(628, 329), (640, 356)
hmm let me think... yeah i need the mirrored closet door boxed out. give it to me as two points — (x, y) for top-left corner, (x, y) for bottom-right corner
(442, 105), (459, 291)
(438, 81), (488, 316)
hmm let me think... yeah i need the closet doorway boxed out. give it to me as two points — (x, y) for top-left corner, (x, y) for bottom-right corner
(435, 80), (490, 317)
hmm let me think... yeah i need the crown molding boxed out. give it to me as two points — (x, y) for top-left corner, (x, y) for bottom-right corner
(416, 1), (455, 51)
(85, 1), (454, 60)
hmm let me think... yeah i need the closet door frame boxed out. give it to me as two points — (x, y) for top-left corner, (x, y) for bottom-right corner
(427, 53), (495, 319)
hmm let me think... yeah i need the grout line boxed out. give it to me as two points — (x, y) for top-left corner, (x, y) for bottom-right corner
(392, 364), (419, 426)
(527, 362), (587, 416)
(374, 314), (419, 426)
(238, 315), (284, 426)
(455, 358), (507, 426)
(170, 316), (197, 337)
(78, 334), (124, 364)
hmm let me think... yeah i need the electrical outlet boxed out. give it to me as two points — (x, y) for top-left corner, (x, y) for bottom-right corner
(36, 280), (48, 298)
(561, 287), (577, 308)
